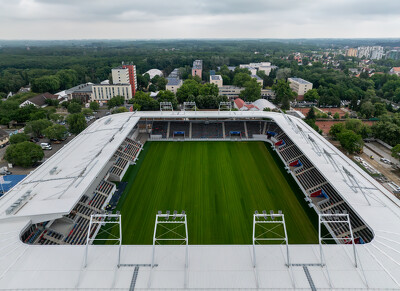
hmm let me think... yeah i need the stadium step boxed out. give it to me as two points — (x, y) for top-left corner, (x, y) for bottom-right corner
(336, 225), (368, 238)
(79, 202), (103, 213)
(320, 201), (345, 212)
(43, 234), (66, 245)
(76, 211), (92, 221)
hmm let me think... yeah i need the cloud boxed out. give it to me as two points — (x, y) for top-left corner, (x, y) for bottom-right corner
(0, 0), (399, 39)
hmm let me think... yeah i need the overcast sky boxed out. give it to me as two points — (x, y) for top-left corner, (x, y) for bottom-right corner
(0, 0), (399, 39)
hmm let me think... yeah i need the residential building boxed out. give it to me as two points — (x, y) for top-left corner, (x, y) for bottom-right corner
(357, 46), (384, 60)
(209, 70), (216, 76)
(210, 75), (223, 87)
(65, 83), (93, 103)
(251, 74), (263, 87)
(217, 66), (236, 72)
(0, 129), (9, 147)
(234, 97), (276, 111)
(261, 89), (275, 98)
(371, 47), (384, 60)
(19, 92), (58, 108)
(168, 68), (180, 79)
(389, 67), (400, 77)
(288, 77), (313, 97)
(240, 62), (277, 76)
(192, 60), (203, 78)
(239, 64), (257, 75)
(386, 50), (400, 60)
(112, 63), (137, 96)
(346, 48), (358, 57)
(166, 78), (183, 95)
(234, 98), (258, 111)
(218, 86), (244, 100)
(91, 84), (132, 102)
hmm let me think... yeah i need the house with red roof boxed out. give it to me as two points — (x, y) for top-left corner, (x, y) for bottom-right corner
(389, 67), (400, 77)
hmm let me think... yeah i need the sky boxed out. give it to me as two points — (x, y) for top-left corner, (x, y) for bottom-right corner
(0, 0), (399, 40)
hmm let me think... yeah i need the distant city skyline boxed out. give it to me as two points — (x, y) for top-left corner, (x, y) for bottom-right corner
(0, 0), (400, 40)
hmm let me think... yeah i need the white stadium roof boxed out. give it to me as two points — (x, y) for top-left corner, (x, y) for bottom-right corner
(0, 111), (399, 290)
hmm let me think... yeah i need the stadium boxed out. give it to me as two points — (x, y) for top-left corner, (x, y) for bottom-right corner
(0, 109), (399, 290)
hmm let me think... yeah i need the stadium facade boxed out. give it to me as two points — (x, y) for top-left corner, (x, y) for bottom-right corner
(0, 111), (399, 290)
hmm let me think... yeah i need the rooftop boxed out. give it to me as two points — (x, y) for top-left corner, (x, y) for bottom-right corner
(288, 77), (313, 85)
(192, 60), (203, 70)
(210, 75), (223, 81)
(166, 77), (182, 86)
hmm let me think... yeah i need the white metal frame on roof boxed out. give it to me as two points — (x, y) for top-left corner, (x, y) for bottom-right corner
(0, 110), (399, 289)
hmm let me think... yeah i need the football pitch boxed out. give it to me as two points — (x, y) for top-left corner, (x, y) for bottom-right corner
(102, 141), (319, 245)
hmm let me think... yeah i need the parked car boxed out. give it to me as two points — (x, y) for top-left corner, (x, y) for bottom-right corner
(40, 142), (52, 150)
(0, 167), (11, 175)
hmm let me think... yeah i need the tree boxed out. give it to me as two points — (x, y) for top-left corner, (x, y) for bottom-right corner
(272, 80), (296, 110)
(233, 73), (252, 87)
(56, 69), (78, 90)
(24, 119), (52, 138)
(276, 68), (291, 80)
(43, 124), (68, 140)
(360, 101), (375, 118)
(391, 144), (400, 160)
(66, 113), (86, 135)
(151, 75), (168, 91)
(176, 79), (201, 103)
(303, 89), (320, 102)
(82, 108), (93, 116)
(333, 112), (340, 119)
(49, 113), (64, 122)
(107, 96), (125, 109)
(157, 90), (178, 109)
(337, 129), (364, 154)
(31, 75), (60, 93)
(199, 83), (219, 97)
(4, 141), (44, 168)
(374, 102), (386, 116)
(89, 101), (100, 111)
(306, 107), (316, 120)
(9, 133), (30, 144)
(329, 122), (345, 139)
(68, 102), (82, 114)
(240, 79), (261, 102)
(112, 107), (128, 114)
(132, 91), (158, 111)
(345, 119), (363, 133)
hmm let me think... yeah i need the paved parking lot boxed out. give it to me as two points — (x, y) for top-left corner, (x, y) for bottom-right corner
(0, 135), (75, 175)
(0, 108), (114, 175)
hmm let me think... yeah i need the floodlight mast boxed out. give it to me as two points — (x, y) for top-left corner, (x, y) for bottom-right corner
(160, 101), (173, 112)
(218, 101), (232, 112)
(183, 101), (196, 112)
(148, 211), (188, 289)
(84, 214), (122, 268)
(252, 211), (293, 288)
(318, 213), (357, 267)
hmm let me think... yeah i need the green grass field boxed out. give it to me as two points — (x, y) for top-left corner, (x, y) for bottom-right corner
(100, 141), (319, 245)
